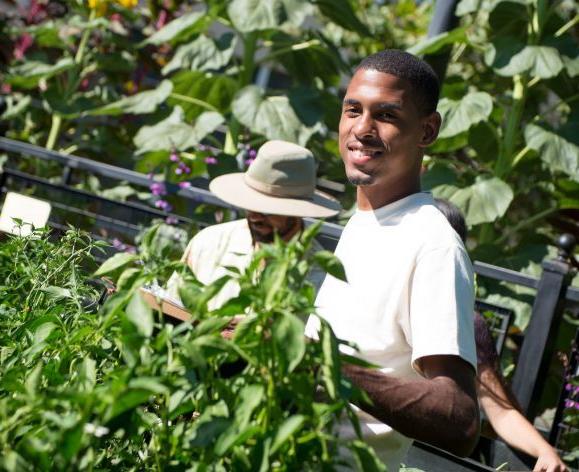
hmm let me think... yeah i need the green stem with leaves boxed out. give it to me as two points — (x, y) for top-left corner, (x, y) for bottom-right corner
(495, 74), (528, 178)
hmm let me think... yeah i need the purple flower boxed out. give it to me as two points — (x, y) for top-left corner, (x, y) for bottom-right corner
(112, 238), (125, 250)
(205, 156), (218, 165)
(248, 148), (257, 159)
(175, 168), (183, 175)
(169, 151), (180, 162)
(178, 181), (191, 189)
(245, 158), (255, 166)
(150, 182), (167, 196)
(165, 215), (179, 225)
(155, 199), (172, 212)
(198, 144), (208, 151)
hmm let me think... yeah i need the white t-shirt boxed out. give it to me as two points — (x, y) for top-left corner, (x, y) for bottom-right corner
(169, 219), (326, 310)
(305, 192), (477, 472)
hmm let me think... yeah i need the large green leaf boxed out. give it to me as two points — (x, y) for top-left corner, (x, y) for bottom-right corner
(140, 9), (206, 46)
(169, 71), (239, 120)
(7, 57), (75, 89)
(488, 0), (529, 39)
(125, 291), (154, 338)
(94, 252), (139, 276)
(433, 177), (514, 226)
(270, 415), (305, 454)
(486, 41), (564, 78)
(438, 92), (493, 139)
(134, 106), (224, 153)
(272, 312), (306, 373)
(163, 33), (236, 75)
(351, 440), (387, 472)
(227, 0), (311, 33)
(407, 27), (467, 56)
(86, 80), (173, 116)
(232, 85), (321, 145)
(313, 251), (347, 282)
(524, 124), (579, 179)
(314, 0), (370, 36)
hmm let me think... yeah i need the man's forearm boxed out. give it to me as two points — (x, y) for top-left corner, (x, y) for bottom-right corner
(343, 363), (480, 456)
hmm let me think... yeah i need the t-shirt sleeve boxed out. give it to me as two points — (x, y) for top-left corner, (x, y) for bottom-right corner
(408, 244), (477, 374)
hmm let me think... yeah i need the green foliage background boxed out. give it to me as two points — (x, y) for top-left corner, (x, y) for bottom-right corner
(0, 0), (578, 465)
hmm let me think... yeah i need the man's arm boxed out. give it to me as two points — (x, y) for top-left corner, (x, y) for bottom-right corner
(342, 354), (480, 457)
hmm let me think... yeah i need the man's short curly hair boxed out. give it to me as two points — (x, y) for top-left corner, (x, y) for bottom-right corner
(356, 49), (440, 116)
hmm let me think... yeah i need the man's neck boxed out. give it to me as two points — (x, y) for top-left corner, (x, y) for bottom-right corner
(356, 181), (421, 211)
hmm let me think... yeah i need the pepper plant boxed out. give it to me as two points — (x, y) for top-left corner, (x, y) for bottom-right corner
(0, 223), (385, 471)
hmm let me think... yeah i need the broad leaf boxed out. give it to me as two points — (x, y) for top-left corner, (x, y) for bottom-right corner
(86, 80), (173, 116)
(488, 0), (529, 39)
(125, 291), (154, 337)
(487, 41), (564, 78)
(272, 312), (306, 373)
(141, 9), (206, 46)
(7, 57), (75, 89)
(169, 70), (239, 120)
(232, 85), (321, 145)
(94, 252), (139, 276)
(314, 0), (370, 36)
(438, 92), (493, 139)
(163, 33), (236, 75)
(433, 177), (514, 226)
(270, 415), (305, 454)
(227, 0), (311, 32)
(407, 27), (467, 56)
(313, 251), (347, 282)
(134, 106), (224, 153)
(524, 124), (579, 179)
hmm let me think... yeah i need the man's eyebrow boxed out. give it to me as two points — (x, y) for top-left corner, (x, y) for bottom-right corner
(375, 102), (402, 111)
(342, 98), (360, 107)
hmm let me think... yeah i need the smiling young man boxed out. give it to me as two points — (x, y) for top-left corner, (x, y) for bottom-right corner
(305, 50), (479, 470)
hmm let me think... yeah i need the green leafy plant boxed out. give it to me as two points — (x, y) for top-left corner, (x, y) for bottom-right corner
(0, 224), (385, 471)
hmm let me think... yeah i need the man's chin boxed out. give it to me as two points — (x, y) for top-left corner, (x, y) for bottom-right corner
(347, 172), (375, 186)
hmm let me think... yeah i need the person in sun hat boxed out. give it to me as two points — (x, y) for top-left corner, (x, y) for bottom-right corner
(167, 139), (341, 310)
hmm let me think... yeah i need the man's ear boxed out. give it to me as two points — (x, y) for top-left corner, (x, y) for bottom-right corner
(419, 111), (441, 148)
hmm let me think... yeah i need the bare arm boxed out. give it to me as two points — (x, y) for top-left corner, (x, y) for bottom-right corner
(478, 367), (567, 472)
(342, 355), (480, 457)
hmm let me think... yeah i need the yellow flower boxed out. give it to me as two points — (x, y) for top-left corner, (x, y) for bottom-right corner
(116, 0), (138, 8)
(88, 0), (108, 15)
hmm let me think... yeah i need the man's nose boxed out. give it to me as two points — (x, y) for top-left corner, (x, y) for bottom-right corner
(353, 112), (376, 139)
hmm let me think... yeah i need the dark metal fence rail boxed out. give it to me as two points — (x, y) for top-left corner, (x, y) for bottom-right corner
(1, 137), (578, 470)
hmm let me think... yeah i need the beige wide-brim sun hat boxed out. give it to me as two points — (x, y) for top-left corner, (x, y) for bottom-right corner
(209, 140), (341, 218)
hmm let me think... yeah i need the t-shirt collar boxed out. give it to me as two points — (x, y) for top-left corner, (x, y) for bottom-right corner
(352, 191), (433, 225)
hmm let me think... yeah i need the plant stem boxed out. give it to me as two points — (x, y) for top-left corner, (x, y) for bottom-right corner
(46, 114), (62, 150)
(555, 13), (579, 37)
(240, 32), (258, 87)
(495, 74), (527, 178)
(495, 207), (557, 245)
(511, 145), (532, 168)
(169, 93), (219, 112)
(257, 39), (321, 65)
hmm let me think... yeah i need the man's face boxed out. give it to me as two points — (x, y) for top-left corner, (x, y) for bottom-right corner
(246, 211), (300, 243)
(338, 69), (440, 190)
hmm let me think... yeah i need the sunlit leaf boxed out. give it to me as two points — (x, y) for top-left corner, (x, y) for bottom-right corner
(314, 0), (370, 36)
(433, 176), (514, 226)
(141, 9), (206, 46)
(486, 41), (564, 78)
(134, 106), (224, 153)
(86, 80), (173, 116)
(232, 85), (321, 145)
(272, 313), (306, 372)
(6, 57), (75, 89)
(227, 0), (311, 32)
(407, 27), (466, 56)
(313, 251), (347, 282)
(125, 290), (154, 337)
(270, 415), (305, 454)
(94, 252), (139, 276)
(438, 92), (493, 139)
(524, 124), (579, 179)
(163, 33), (236, 75)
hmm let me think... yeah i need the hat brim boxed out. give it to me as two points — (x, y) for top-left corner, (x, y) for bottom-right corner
(209, 173), (341, 218)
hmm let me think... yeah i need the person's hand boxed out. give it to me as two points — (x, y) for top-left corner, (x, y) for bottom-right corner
(533, 447), (567, 472)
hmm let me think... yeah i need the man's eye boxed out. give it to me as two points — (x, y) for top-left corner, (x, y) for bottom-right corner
(344, 108), (360, 115)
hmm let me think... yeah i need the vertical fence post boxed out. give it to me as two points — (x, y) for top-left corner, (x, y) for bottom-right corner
(423, 0), (460, 82)
(511, 234), (577, 417)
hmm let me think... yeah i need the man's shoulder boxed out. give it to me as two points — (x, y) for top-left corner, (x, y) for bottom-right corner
(193, 219), (248, 241)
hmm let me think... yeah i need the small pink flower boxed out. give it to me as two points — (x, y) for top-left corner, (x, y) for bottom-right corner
(169, 151), (180, 162)
(175, 168), (183, 175)
(155, 199), (172, 212)
(156, 9), (168, 30)
(150, 182), (167, 196)
(247, 148), (257, 159)
(245, 158), (255, 166)
(1, 84), (12, 94)
(165, 215), (178, 225)
(178, 181), (191, 189)
(205, 156), (218, 165)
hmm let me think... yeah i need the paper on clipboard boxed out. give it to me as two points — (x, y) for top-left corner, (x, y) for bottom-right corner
(139, 284), (192, 322)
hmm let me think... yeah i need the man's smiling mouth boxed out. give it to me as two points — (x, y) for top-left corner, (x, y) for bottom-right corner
(347, 146), (384, 165)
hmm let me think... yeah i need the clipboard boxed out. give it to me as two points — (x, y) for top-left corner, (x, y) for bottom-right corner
(139, 285), (192, 322)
